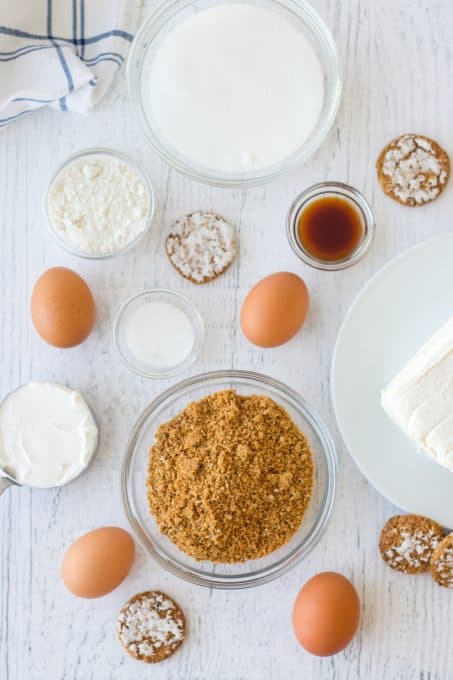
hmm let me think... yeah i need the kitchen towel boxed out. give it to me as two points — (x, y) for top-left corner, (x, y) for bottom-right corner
(0, 0), (142, 128)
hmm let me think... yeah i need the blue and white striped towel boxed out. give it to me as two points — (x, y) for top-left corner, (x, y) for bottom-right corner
(0, 0), (141, 128)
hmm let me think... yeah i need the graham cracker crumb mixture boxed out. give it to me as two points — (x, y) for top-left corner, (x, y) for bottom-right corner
(146, 390), (314, 563)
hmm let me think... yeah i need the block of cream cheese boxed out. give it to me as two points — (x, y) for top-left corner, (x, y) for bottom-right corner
(381, 316), (453, 472)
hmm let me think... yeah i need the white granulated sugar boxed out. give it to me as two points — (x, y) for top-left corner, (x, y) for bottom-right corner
(47, 153), (150, 255)
(166, 211), (237, 284)
(382, 135), (448, 205)
(147, 4), (325, 173)
(385, 530), (439, 568)
(118, 592), (185, 657)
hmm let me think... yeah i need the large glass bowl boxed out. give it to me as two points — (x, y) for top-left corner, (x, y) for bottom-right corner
(121, 370), (337, 588)
(127, 0), (341, 187)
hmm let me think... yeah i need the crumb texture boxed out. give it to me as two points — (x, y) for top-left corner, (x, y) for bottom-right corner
(147, 389), (314, 562)
(376, 134), (449, 206)
(166, 211), (237, 284)
(430, 533), (453, 589)
(379, 514), (444, 574)
(117, 591), (185, 664)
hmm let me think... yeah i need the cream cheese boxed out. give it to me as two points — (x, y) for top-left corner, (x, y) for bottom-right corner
(0, 382), (98, 487)
(381, 316), (453, 472)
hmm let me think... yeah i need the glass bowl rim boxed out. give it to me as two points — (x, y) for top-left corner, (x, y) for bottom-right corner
(127, 0), (342, 188)
(113, 288), (205, 379)
(121, 369), (338, 588)
(286, 181), (376, 271)
(43, 146), (155, 260)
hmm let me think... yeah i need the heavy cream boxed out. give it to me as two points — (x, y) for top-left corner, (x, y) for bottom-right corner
(382, 317), (453, 472)
(126, 301), (195, 368)
(147, 4), (325, 173)
(0, 382), (98, 487)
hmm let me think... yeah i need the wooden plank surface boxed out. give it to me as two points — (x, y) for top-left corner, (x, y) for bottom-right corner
(1, 0), (453, 678)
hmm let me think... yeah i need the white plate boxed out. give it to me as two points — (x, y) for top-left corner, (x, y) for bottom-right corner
(332, 234), (453, 528)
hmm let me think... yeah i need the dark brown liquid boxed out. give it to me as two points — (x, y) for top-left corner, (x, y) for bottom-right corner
(297, 195), (364, 262)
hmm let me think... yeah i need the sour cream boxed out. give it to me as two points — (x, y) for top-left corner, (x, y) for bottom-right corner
(0, 382), (98, 488)
(147, 4), (325, 173)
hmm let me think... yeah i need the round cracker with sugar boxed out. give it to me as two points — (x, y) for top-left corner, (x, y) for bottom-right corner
(166, 211), (237, 284)
(376, 133), (449, 206)
(117, 591), (186, 664)
(379, 514), (444, 574)
(430, 533), (453, 589)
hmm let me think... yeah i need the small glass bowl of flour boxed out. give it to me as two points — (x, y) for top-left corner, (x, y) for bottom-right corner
(45, 148), (155, 259)
(113, 289), (204, 378)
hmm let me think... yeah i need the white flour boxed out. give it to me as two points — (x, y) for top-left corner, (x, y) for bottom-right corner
(47, 153), (151, 255)
(147, 4), (325, 173)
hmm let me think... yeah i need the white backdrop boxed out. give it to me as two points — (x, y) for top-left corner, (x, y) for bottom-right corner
(1, 0), (452, 678)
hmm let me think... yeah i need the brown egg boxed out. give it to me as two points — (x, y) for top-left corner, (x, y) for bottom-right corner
(240, 272), (309, 347)
(61, 527), (135, 598)
(292, 572), (360, 656)
(31, 267), (96, 348)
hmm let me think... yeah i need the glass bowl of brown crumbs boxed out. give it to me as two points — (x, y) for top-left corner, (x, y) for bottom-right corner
(121, 370), (338, 589)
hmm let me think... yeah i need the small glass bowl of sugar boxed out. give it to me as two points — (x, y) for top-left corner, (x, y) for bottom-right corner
(113, 289), (204, 379)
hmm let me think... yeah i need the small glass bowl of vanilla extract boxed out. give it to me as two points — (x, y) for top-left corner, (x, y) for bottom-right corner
(287, 182), (375, 270)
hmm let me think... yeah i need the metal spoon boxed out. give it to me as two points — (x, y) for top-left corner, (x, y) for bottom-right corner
(0, 474), (16, 496)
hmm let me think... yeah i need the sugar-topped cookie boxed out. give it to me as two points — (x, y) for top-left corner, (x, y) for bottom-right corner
(376, 134), (449, 206)
(166, 211), (237, 284)
(430, 533), (453, 589)
(379, 514), (444, 574)
(117, 591), (186, 663)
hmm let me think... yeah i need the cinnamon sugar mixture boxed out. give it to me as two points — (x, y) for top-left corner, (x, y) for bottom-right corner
(146, 390), (313, 563)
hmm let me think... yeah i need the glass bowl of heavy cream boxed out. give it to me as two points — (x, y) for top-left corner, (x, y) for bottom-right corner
(128, 0), (341, 187)
(113, 289), (204, 379)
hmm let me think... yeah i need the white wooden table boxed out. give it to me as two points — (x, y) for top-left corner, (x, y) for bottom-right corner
(1, 1), (453, 678)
